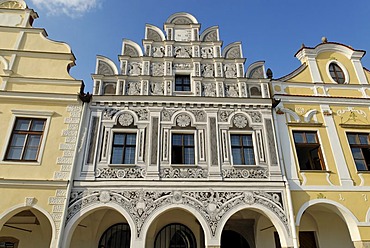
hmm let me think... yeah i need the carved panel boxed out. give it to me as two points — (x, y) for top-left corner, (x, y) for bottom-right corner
(225, 83), (239, 97)
(222, 168), (268, 179)
(150, 82), (164, 95)
(152, 46), (165, 57)
(224, 64), (237, 78)
(96, 167), (146, 179)
(67, 189), (288, 237)
(202, 82), (216, 97)
(160, 168), (208, 178)
(202, 64), (214, 77)
(127, 82), (141, 95)
(98, 61), (114, 75)
(174, 46), (192, 58)
(201, 47), (214, 58)
(128, 62), (142, 76)
(203, 30), (217, 41)
(147, 29), (162, 41)
(151, 62), (164, 76)
(124, 44), (139, 57)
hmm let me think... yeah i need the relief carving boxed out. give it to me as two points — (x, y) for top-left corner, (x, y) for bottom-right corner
(128, 62), (142, 75)
(150, 82), (164, 95)
(202, 82), (216, 97)
(152, 46), (165, 57)
(202, 64), (214, 77)
(151, 62), (164, 76)
(224, 64), (237, 78)
(127, 82), (141, 95)
(175, 46), (192, 58)
(201, 47), (214, 58)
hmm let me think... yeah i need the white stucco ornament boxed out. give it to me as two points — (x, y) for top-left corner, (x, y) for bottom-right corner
(99, 191), (111, 203)
(176, 114), (191, 127)
(118, 113), (134, 126)
(233, 115), (248, 128)
(244, 192), (255, 204)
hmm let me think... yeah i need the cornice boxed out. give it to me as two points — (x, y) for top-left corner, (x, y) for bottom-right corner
(0, 179), (68, 189)
(0, 91), (80, 102)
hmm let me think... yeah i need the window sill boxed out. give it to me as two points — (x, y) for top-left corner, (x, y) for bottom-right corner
(170, 164), (198, 168)
(357, 170), (370, 174)
(108, 163), (136, 167)
(0, 160), (41, 166)
(287, 122), (323, 127)
(300, 170), (331, 173)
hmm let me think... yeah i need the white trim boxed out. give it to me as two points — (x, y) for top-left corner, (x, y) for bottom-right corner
(0, 111), (52, 165)
(326, 60), (349, 84)
(169, 129), (198, 166)
(107, 129), (139, 166)
(295, 199), (363, 241)
(228, 131), (259, 166)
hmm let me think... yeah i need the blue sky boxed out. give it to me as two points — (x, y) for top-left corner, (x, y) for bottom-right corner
(26, 0), (370, 92)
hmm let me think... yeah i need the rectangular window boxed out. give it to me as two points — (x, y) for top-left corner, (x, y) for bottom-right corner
(299, 231), (318, 248)
(111, 133), (136, 164)
(347, 133), (370, 171)
(293, 131), (325, 170)
(171, 134), (195, 164)
(175, 75), (191, 91)
(5, 118), (46, 161)
(231, 134), (255, 165)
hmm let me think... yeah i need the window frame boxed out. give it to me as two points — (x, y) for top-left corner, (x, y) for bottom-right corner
(229, 131), (258, 166)
(292, 130), (326, 171)
(326, 60), (349, 84)
(170, 130), (197, 166)
(108, 129), (138, 166)
(1, 110), (53, 165)
(174, 74), (191, 92)
(346, 132), (370, 172)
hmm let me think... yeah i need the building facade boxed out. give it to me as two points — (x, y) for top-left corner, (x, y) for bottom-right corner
(0, 1), (84, 247)
(64, 13), (295, 248)
(271, 40), (370, 248)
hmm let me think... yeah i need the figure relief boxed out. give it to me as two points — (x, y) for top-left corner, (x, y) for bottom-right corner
(152, 46), (165, 57)
(202, 64), (214, 78)
(224, 64), (237, 78)
(175, 46), (192, 58)
(128, 62), (142, 75)
(127, 82), (141, 95)
(201, 47), (214, 58)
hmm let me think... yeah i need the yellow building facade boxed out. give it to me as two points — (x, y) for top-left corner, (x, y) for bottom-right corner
(271, 40), (370, 248)
(0, 1), (84, 247)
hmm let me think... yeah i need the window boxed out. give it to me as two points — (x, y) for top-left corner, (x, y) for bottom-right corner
(171, 134), (195, 164)
(299, 231), (318, 248)
(5, 118), (46, 161)
(231, 134), (255, 165)
(329, 63), (345, 84)
(111, 133), (136, 164)
(154, 223), (196, 248)
(347, 133), (370, 171)
(99, 223), (130, 248)
(293, 131), (325, 170)
(175, 75), (191, 91)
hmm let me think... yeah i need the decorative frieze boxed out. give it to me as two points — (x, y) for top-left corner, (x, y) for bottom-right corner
(67, 189), (288, 237)
(160, 168), (208, 178)
(222, 168), (268, 179)
(96, 167), (146, 179)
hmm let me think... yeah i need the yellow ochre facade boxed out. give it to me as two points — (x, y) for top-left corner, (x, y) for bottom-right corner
(271, 39), (370, 248)
(0, 1), (84, 247)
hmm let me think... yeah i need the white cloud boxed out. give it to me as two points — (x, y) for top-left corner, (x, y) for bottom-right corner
(30, 0), (99, 17)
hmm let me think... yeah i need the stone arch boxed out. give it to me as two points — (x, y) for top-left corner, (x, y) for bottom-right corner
(112, 109), (140, 126)
(121, 39), (143, 57)
(140, 205), (212, 246)
(227, 111), (253, 129)
(200, 26), (219, 42)
(215, 204), (292, 248)
(145, 24), (165, 41)
(166, 12), (198, 24)
(170, 111), (197, 127)
(295, 199), (361, 241)
(96, 55), (118, 75)
(0, 204), (56, 247)
(63, 203), (136, 248)
(246, 61), (266, 79)
(222, 42), (242, 59)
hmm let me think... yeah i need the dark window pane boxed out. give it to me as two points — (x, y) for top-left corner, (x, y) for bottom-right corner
(232, 148), (242, 164)
(126, 134), (136, 145)
(355, 160), (367, 171)
(347, 133), (370, 171)
(171, 134), (195, 164)
(10, 134), (26, 146)
(242, 135), (253, 146)
(23, 148), (38, 160)
(111, 133), (136, 164)
(7, 147), (22, 160)
(230, 135), (241, 146)
(359, 134), (369, 145)
(175, 75), (191, 91)
(184, 147), (195, 164)
(306, 133), (317, 143)
(112, 147), (124, 164)
(347, 134), (357, 144)
(244, 148), (255, 164)
(172, 135), (182, 145)
(184, 135), (194, 146)
(124, 147), (136, 164)
(15, 119), (30, 131)
(231, 134), (255, 165)
(113, 134), (125, 145)
(293, 132), (304, 143)
(31, 120), (45, 131)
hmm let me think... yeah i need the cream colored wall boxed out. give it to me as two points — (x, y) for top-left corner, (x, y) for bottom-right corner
(0, 30), (19, 49)
(316, 52), (359, 84)
(331, 105), (370, 186)
(0, 208), (52, 248)
(21, 32), (71, 54)
(291, 191), (369, 223)
(255, 215), (279, 248)
(6, 81), (81, 94)
(0, 100), (72, 179)
(284, 64), (313, 83)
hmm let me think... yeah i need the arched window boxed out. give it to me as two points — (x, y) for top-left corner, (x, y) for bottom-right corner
(328, 63), (345, 84)
(154, 223), (196, 248)
(98, 223), (130, 248)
